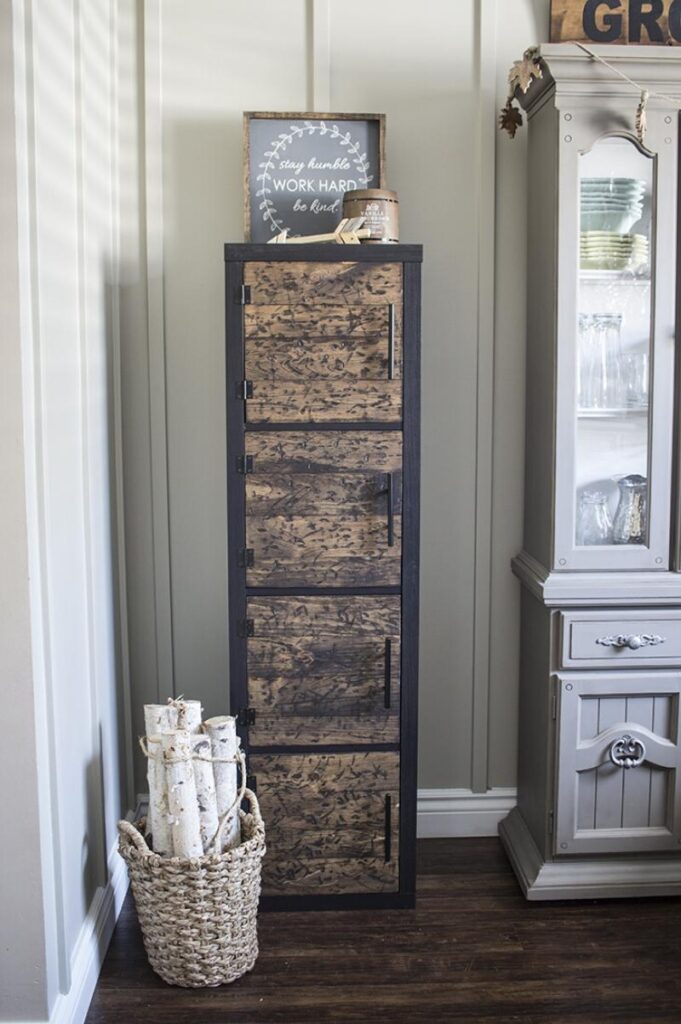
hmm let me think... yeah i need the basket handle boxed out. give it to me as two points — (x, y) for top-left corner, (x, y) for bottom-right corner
(118, 818), (152, 856)
(241, 788), (263, 831)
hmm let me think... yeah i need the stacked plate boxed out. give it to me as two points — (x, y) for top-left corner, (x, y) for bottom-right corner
(580, 177), (646, 233)
(580, 231), (649, 271)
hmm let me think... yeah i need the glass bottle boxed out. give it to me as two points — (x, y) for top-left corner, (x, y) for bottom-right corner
(612, 474), (647, 545)
(576, 491), (613, 546)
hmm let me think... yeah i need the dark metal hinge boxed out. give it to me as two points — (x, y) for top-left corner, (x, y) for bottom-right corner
(237, 617), (254, 638)
(237, 454), (254, 474)
(551, 692), (557, 720)
(548, 810), (554, 835)
(237, 284), (251, 305)
(239, 548), (254, 568)
(236, 379), (253, 400)
(237, 707), (256, 728)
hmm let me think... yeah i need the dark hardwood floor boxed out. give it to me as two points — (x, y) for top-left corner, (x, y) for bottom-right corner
(86, 838), (681, 1024)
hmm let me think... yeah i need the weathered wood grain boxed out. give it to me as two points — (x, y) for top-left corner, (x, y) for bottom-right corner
(245, 381), (401, 424)
(250, 752), (399, 895)
(246, 473), (403, 517)
(247, 595), (401, 636)
(248, 632), (400, 745)
(245, 436), (401, 589)
(250, 751), (399, 791)
(245, 305), (402, 379)
(248, 513), (402, 559)
(246, 430), (402, 473)
(261, 857), (398, 895)
(251, 791), (392, 830)
(249, 635), (400, 701)
(244, 261), (402, 304)
(250, 712), (399, 746)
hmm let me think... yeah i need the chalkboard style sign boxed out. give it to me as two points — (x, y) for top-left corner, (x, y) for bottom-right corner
(551, 0), (681, 44)
(243, 112), (386, 242)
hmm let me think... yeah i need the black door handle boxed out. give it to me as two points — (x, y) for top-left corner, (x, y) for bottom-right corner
(387, 304), (396, 381)
(386, 472), (395, 547)
(384, 638), (392, 709)
(384, 795), (392, 862)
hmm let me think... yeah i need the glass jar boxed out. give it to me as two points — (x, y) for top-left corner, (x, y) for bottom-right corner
(576, 490), (613, 546)
(613, 474), (648, 545)
(578, 313), (624, 411)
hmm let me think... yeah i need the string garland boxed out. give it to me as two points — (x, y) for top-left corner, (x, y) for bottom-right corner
(500, 43), (681, 143)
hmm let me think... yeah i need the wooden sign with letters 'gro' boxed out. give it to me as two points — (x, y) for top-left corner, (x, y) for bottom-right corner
(551, 0), (681, 44)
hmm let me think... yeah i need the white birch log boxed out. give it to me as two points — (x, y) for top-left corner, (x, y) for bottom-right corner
(191, 734), (220, 853)
(142, 704), (177, 854)
(144, 736), (172, 856)
(204, 716), (241, 850)
(161, 730), (204, 859)
(144, 702), (177, 735)
(176, 699), (203, 734)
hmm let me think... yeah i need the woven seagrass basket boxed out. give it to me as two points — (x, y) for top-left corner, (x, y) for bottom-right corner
(118, 789), (265, 988)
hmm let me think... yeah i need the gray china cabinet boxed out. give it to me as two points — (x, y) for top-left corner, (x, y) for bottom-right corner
(500, 44), (681, 900)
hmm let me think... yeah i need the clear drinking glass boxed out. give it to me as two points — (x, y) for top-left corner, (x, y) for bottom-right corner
(576, 491), (614, 546)
(621, 351), (649, 409)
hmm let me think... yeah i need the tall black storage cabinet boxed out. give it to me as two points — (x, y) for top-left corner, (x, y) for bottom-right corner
(224, 243), (422, 910)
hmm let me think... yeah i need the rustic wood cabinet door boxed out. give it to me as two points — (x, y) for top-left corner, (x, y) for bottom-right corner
(249, 752), (400, 895)
(246, 596), (401, 746)
(244, 431), (403, 587)
(243, 261), (403, 423)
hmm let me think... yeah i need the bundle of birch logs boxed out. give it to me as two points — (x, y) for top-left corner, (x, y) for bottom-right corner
(143, 699), (243, 858)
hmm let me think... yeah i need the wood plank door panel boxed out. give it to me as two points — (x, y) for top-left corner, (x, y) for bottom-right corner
(249, 751), (400, 895)
(244, 303), (402, 424)
(245, 431), (403, 586)
(247, 596), (401, 746)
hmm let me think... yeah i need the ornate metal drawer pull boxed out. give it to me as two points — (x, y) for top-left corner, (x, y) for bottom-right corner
(595, 633), (667, 651)
(609, 734), (646, 769)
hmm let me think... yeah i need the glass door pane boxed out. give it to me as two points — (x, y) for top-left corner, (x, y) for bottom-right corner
(575, 137), (653, 550)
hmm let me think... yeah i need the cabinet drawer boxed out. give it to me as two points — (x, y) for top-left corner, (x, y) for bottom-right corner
(560, 610), (681, 668)
(245, 431), (402, 587)
(250, 752), (400, 895)
(246, 595), (401, 746)
(555, 672), (681, 856)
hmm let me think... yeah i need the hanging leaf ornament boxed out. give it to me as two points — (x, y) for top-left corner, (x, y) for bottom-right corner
(509, 47), (543, 95)
(500, 47), (542, 139)
(499, 100), (523, 139)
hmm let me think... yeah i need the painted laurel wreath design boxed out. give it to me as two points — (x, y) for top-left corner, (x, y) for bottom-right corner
(256, 121), (374, 233)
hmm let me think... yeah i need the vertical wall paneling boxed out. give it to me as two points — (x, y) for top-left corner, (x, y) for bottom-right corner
(471, 0), (498, 794)
(108, 0), (136, 815)
(309, 0), (331, 111)
(8, 0), (133, 1012)
(143, 0), (175, 701)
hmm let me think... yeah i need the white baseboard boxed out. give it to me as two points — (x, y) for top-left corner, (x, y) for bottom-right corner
(417, 787), (517, 838)
(48, 820), (131, 1024)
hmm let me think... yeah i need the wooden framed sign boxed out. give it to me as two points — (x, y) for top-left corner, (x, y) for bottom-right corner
(243, 112), (386, 242)
(551, 0), (681, 44)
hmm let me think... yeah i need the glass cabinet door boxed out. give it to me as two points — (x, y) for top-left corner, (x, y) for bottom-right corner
(555, 130), (675, 572)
